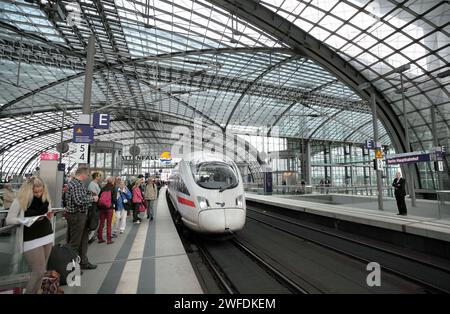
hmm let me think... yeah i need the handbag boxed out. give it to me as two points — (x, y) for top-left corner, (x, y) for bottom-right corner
(139, 203), (146, 213)
(40, 270), (61, 294)
(120, 190), (132, 212)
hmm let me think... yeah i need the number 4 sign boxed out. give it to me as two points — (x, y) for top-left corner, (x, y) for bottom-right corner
(74, 144), (89, 164)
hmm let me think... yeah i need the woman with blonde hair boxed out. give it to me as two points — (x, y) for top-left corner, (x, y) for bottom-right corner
(6, 176), (54, 294)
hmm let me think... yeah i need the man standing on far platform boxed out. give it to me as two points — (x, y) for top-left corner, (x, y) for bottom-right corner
(392, 171), (407, 216)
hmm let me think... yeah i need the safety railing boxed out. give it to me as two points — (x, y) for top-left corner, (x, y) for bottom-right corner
(244, 183), (395, 197)
(311, 185), (395, 197)
(0, 208), (67, 290)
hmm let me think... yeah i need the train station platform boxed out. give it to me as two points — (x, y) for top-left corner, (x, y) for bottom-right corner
(64, 186), (202, 294)
(246, 193), (450, 243)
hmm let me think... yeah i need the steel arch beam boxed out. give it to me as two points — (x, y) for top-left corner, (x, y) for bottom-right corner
(224, 54), (303, 130)
(267, 79), (340, 136)
(0, 111), (203, 156)
(115, 68), (222, 130)
(0, 47), (292, 114)
(18, 127), (257, 176)
(205, 0), (406, 155)
(307, 110), (347, 140)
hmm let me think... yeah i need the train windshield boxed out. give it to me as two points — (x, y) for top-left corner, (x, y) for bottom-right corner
(191, 161), (239, 191)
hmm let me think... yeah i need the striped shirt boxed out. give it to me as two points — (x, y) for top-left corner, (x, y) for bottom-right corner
(65, 178), (93, 213)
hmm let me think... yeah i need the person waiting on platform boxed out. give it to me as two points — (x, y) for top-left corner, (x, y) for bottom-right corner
(282, 179), (287, 194)
(87, 172), (102, 243)
(65, 166), (97, 270)
(392, 171), (407, 216)
(6, 177), (54, 293)
(115, 180), (131, 234)
(132, 177), (145, 224)
(97, 177), (117, 244)
(144, 178), (157, 220)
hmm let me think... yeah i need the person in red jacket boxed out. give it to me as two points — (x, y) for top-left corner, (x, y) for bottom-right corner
(97, 177), (117, 244)
(132, 178), (145, 224)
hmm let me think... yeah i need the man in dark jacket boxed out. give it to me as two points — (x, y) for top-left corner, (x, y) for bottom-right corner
(392, 171), (407, 215)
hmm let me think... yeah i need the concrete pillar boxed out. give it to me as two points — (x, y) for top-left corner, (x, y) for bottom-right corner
(83, 35), (96, 116)
(303, 140), (311, 185)
(328, 142), (333, 186)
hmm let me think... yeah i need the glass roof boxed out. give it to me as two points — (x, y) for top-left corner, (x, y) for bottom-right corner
(0, 0), (448, 185)
(261, 0), (450, 152)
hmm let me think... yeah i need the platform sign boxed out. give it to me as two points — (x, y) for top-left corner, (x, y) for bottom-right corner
(365, 140), (375, 149)
(386, 152), (431, 165)
(373, 158), (384, 171)
(74, 144), (89, 164)
(263, 168), (273, 195)
(57, 163), (66, 172)
(375, 149), (383, 159)
(40, 152), (59, 160)
(73, 124), (94, 144)
(435, 161), (444, 172)
(93, 113), (110, 129)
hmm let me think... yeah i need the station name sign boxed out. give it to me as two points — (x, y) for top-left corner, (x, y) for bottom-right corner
(385, 147), (445, 165)
(385, 148), (445, 165)
(121, 155), (159, 161)
(386, 153), (431, 165)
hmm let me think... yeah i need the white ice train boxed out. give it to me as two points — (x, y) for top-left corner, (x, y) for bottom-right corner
(167, 152), (246, 234)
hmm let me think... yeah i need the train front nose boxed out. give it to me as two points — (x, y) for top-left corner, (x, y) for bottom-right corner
(198, 208), (246, 233)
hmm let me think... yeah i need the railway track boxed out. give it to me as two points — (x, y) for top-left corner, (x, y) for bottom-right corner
(246, 204), (450, 294)
(193, 235), (309, 294)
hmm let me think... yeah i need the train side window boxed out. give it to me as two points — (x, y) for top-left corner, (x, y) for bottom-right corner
(179, 178), (190, 195)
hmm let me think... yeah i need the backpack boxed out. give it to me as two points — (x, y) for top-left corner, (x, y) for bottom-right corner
(98, 190), (112, 209)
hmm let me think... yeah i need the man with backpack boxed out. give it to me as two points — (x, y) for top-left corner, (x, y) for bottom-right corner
(97, 177), (117, 244)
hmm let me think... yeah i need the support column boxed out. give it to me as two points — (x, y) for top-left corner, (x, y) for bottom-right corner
(323, 143), (328, 180)
(303, 140), (312, 185)
(83, 35), (96, 116)
(371, 90), (383, 210)
(401, 74), (416, 207)
(431, 104), (443, 191)
(349, 144), (353, 186)
(328, 142), (333, 186)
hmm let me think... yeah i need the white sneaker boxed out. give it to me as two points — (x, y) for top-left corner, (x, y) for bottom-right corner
(120, 230), (124, 234)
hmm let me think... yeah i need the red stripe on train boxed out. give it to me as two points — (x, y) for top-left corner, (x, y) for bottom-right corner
(177, 196), (196, 207)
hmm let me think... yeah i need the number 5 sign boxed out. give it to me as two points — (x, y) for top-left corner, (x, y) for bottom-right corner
(74, 144), (89, 164)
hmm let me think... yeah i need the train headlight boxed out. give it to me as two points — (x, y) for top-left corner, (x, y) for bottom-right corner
(236, 195), (244, 207)
(197, 196), (210, 209)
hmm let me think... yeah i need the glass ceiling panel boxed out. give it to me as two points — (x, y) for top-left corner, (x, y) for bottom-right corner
(260, 0), (449, 164)
(10, 0), (447, 178)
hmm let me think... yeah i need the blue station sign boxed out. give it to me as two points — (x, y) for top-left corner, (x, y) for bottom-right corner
(93, 113), (110, 129)
(386, 152), (431, 165)
(73, 124), (94, 144)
